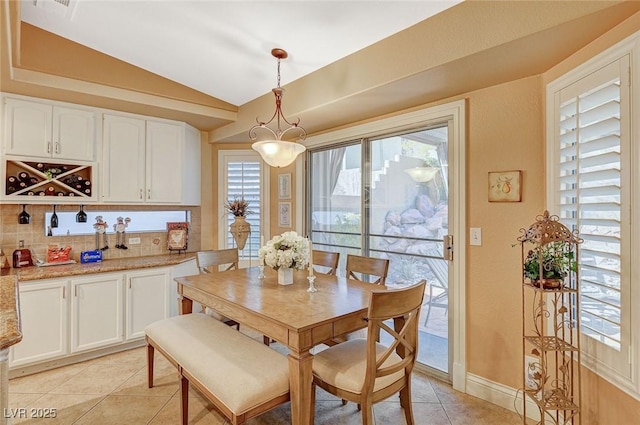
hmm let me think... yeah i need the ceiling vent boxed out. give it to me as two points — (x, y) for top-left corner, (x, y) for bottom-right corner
(32, 0), (77, 19)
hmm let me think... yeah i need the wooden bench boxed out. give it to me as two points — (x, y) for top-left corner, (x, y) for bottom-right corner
(145, 313), (290, 425)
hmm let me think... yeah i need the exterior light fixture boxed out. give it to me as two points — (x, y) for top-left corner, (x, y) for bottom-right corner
(250, 48), (307, 168)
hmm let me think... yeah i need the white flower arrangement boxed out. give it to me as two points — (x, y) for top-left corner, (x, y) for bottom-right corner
(259, 231), (310, 270)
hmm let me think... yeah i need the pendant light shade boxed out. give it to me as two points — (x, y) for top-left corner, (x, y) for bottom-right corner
(251, 140), (306, 168)
(250, 48), (307, 168)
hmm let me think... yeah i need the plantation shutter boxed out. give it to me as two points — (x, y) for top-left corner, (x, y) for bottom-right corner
(226, 160), (262, 258)
(554, 55), (631, 379)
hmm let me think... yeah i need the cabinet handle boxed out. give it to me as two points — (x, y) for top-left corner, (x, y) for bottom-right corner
(55, 142), (60, 154)
(62, 286), (66, 299)
(129, 278), (131, 289)
(147, 189), (151, 199)
(139, 189), (143, 200)
(74, 286), (78, 297)
(47, 142), (51, 153)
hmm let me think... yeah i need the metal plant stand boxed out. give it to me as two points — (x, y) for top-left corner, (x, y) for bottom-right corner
(518, 211), (583, 425)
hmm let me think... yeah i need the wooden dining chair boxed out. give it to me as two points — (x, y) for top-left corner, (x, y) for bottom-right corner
(196, 249), (240, 330)
(312, 250), (340, 275)
(311, 280), (426, 425)
(323, 255), (390, 347)
(346, 254), (389, 285)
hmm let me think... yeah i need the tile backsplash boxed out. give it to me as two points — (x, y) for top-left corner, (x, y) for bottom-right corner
(0, 204), (201, 264)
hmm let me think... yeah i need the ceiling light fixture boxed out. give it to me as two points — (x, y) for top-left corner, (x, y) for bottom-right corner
(250, 48), (307, 168)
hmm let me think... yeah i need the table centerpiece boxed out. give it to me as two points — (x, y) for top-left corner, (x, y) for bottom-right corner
(259, 231), (310, 285)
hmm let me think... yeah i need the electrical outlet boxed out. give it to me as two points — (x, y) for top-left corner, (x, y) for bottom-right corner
(525, 355), (540, 389)
(128, 237), (141, 245)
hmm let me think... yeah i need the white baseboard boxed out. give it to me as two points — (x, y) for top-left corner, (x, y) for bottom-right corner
(466, 372), (541, 422)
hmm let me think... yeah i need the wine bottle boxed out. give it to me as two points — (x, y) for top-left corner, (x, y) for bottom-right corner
(50, 205), (58, 228)
(46, 186), (56, 196)
(18, 171), (30, 182)
(7, 175), (17, 185)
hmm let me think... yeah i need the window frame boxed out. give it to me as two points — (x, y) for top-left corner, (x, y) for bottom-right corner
(546, 32), (640, 399)
(217, 150), (270, 262)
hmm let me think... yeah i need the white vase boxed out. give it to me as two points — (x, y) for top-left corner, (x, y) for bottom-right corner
(277, 268), (294, 285)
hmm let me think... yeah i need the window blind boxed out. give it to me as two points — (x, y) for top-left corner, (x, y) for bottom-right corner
(555, 56), (631, 382)
(226, 161), (261, 257)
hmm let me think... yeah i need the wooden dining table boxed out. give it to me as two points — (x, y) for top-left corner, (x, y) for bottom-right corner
(174, 266), (381, 425)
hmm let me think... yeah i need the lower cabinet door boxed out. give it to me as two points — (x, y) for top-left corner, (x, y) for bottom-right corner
(10, 279), (69, 367)
(70, 273), (124, 353)
(125, 268), (170, 340)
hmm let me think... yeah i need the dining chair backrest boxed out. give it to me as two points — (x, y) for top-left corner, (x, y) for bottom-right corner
(312, 250), (340, 275)
(363, 279), (426, 394)
(345, 254), (389, 285)
(196, 249), (238, 274)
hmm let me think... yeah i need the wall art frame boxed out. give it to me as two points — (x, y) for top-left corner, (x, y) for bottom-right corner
(278, 202), (291, 227)
(488, 170), (522, 202)
(278, 173), (291, 199)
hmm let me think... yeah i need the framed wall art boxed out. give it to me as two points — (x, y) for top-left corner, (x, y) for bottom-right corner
(167, 222), (189, 252)
(278, 173), (291, 199)
(488, 170), (522, 202)
(278, 202), (292, 227)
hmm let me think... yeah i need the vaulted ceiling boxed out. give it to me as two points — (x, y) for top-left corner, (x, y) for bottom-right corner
(3, 1), (640, 141)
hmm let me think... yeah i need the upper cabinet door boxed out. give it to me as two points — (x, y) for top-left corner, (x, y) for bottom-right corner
(146, 120), (183, 203)
(102, 114), (146, 203)
(53, 107), (96, 161)
(3, 98), (52, 157)
(3, 98), (96, 161)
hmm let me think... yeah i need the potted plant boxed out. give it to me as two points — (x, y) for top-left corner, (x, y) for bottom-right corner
(225, 197), (253, 250)
(523, 241), (576, 289)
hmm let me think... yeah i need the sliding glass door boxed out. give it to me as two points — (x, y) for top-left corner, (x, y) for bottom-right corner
(308, 125), (451, 374)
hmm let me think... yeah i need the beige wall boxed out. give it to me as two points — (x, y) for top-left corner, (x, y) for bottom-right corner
(465, 76), (545, 388)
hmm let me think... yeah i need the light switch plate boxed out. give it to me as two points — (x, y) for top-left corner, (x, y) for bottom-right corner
(128, 237), (141, 245)
(470, 228), (482, 246)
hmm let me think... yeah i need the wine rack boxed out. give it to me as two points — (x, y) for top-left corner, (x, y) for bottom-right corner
(3, 159), (95, 202)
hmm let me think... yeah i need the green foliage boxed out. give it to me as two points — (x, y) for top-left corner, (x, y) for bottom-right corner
(523, 241), (576, 281)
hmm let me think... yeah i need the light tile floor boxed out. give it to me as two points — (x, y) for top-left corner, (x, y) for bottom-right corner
(8, 331), (526, 425)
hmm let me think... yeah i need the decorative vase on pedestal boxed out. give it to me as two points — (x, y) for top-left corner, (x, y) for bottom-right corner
(277, 268), (294, 285)
(230, 216), (251, 250)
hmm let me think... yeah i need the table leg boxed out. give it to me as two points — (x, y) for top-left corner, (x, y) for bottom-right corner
(178, 295), (193, 315)
(288, 350), (314, 425)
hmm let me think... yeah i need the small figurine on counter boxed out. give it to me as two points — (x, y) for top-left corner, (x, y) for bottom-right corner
(93, 216), (109, 251)
(114, 216), (131, 249)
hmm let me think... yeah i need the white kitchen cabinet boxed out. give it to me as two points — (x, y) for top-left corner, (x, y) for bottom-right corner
(70, 273), (124, 353)
(9, 279), (69, 367)
(125, 267), (171, 340)
(102, 114), (146, 202)
(102, 114), (201, 205)
(3, 97), (96, 161)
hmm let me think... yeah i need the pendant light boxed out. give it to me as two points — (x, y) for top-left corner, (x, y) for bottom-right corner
(250, 48), (307, 168)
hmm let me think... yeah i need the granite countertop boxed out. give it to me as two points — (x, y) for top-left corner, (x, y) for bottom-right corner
(8, 253), (196, 282)
(0, 275), (22, 350)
